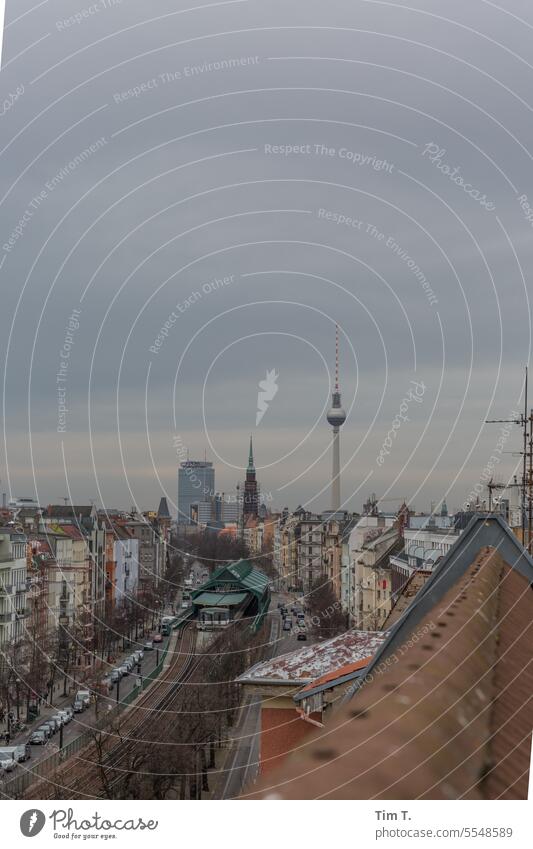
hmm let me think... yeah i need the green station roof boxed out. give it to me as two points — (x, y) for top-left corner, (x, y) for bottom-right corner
(191, 559), (271, 632)
(193, 591), (248, 607)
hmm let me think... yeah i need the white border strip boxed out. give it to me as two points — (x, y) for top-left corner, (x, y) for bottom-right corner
(0, 0), (5, 67)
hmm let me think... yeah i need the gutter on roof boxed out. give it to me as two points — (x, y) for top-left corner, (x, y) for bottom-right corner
(237, 676), (314, 686)
(295, 707), (324, 728)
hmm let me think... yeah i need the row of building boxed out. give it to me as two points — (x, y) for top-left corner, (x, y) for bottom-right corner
(273, 481), (524, 630)
(0, 498), (172, 683)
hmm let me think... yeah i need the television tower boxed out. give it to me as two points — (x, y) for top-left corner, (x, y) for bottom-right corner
(326, 325), (346, 511)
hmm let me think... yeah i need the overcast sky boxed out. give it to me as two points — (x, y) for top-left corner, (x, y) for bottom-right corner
(1, 0), (532, 515)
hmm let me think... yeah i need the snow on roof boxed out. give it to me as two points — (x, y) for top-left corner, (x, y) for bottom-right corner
(239, 630), (387, 684)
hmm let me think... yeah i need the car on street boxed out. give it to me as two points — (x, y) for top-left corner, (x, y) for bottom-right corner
(152, 633), (163, 643)
(44, 718), (59, 734)
(52, 714), (66, 728)
(76, 690), (91, 708)
(283, 618), (292, 631)
(72, 700), (84, 713)
(36, 724), (52, 738)
(110, 669), (121, 683)
(57, 710), (72, 724)
(29, 730), (47, 745)
(181, 600), (189, 609)
(297, 630), (307, 641)
(133, 649), (144, 662)
(0, 752), (18, 772)
(118, 664), (129, 677)
(0, 744), (30, 763)
(143, 639), (154, 650)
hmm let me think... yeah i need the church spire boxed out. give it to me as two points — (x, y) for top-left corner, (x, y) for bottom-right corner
(248, 434), (255, 471)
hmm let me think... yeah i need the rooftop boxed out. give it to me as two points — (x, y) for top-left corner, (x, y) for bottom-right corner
(239, 629), (386, 685)
(246, 515), (533, 800)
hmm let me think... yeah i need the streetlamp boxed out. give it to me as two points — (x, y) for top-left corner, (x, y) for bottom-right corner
(15, 676), (21, 722)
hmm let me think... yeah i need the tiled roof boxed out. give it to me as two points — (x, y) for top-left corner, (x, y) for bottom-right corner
(246, 516), (533, 800)
(49, 523), (84, 540)
(239, 630), (386, 685)
(295, 657), (372, 701)
(46, 505), (93, 518)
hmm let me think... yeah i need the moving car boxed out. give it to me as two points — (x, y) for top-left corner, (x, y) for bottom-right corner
(75, 690), (91, 708)
(283, 618), (292, 631)
(72, 700), (84, 713)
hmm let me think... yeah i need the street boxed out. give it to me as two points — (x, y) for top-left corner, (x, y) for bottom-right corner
(220, 590), (310, 799)
(1, 634), (170, 771)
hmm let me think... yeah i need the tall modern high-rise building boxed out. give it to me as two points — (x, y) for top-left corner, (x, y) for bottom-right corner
(243, 435), (259, 521)
(326, 325), (346, 511)
(177, 459), (215, 524)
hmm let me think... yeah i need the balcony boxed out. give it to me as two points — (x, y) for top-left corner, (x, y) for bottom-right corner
(0, 612), (15, 623)
(0, 583), (14, 594)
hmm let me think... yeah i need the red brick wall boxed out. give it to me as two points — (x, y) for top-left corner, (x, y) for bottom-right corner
(260, 707), (319, 774)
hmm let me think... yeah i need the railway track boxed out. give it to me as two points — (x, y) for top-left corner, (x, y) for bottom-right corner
(23, 623), (199, 800)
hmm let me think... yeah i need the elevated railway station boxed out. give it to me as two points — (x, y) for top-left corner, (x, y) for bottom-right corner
(191, 559), (271, 632)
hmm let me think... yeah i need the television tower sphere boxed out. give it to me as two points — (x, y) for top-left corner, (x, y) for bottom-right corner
(327, 390), (346, 427)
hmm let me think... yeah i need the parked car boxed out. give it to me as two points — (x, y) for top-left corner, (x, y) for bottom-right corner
(52, 714), (66, 728)
(36, 724), (51, 738)
(152, 633), (163, 644)
(0, 744), (30, 762)
(0, 752), (18, 772)
(118, 664), (129, 677)
(110, 669), (121, 684)
(57, 710), (72, 724)
(181, 600), (189, 609)
(143, 640), (154, 651)
(29, 730), (47, 745)
(72, 700), (84, 713)
(133, 649), (144, 662)
(44, 719), (59, 734)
